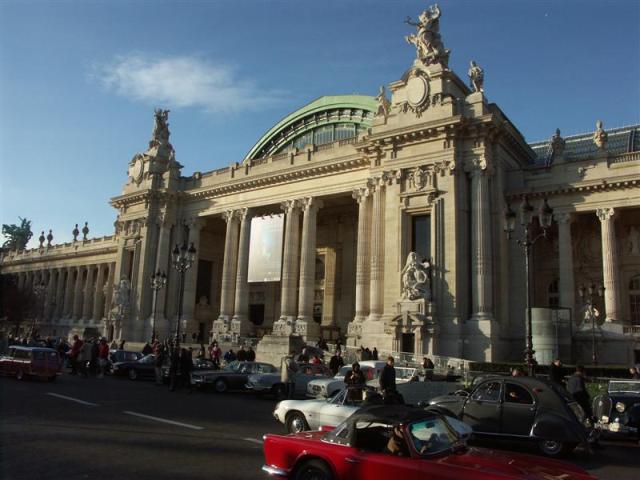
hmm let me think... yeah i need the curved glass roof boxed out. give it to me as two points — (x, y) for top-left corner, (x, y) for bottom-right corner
(244, 95), (377, 162)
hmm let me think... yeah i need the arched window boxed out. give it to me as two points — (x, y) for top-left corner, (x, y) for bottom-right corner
(548, 279), (559, 308)
(630, 275), (640, 325)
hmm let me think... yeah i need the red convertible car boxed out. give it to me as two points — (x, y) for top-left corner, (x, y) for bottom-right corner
(262, 405), (596, 480)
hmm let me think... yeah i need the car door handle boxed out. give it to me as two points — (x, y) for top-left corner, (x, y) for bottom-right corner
(345, 457), (360, 464)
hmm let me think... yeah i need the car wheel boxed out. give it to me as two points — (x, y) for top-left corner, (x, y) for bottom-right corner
(16, 370), (24, 381)
(293, 459), (333, 480)
(538, 440), (575, 457)
(214, 378), (228, 393)
(286, 412), (309, 434)
(128, 369), (138, 381)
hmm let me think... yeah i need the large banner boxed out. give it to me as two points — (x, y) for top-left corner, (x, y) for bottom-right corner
(248, 214), (284, 283)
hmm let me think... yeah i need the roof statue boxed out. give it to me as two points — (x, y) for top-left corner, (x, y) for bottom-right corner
(593, 120), (608, 150)
(405, 4), (450, 68)
(468, 61), (484, 93)
(150, 108), (171, 148)
(545, 128), (566, 166)
(375, 85), (391, 121)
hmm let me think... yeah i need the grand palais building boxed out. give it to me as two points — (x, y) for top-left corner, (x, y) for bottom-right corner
(2, 6), (639, 366)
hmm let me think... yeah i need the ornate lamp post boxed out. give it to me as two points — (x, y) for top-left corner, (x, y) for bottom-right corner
(31, 280), (47, 338)
(170, 241), (196, 389)
(504, 196), (554, 376)
(149, 270), (167, 343)
(578, 283), (604, 365)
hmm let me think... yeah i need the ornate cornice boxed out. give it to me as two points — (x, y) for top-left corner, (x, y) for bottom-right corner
(505, 177), (640, 200)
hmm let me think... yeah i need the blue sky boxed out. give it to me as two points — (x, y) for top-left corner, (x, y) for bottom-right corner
(1, 0), (639, 248)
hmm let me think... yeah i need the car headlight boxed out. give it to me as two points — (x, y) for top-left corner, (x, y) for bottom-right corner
(615, 402), (626, 413)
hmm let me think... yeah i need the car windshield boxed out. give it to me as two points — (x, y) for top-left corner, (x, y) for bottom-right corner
(608, 381), (640, 394)
(225, 361), (242, 372)
(408, 418), (458, 456)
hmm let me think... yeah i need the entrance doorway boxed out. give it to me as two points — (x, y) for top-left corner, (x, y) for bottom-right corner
(250, 304), (265, 326)
(401, 333), (415, 353)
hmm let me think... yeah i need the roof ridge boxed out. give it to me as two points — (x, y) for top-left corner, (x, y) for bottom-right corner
(529, 123), (640, 146)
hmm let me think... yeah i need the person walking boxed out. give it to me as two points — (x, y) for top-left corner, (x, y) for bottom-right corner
(77, 339), (91, 378)
(246, 346), (256, 362)
(422, 357), (435, 381)
(90, 338), (99, 375)
(155, 346), (166, 385)
(180, 348), (194, 393)
(97, 338), (109, 378)
(550, 359), (565, 385)
(345, 362), (366, 402)
(372, 347), (379, 361)
(69, 335), (83, 375)
(329, 350), (344, 376)
(237, 345), (247, 361)
(567, 366), (593, 421)
(281, 351), (298, 399)
(210, 342), (221, 369)
(380, 356), (397, 402)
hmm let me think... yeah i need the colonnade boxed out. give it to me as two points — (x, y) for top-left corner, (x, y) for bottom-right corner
(14, 262), (115, 327)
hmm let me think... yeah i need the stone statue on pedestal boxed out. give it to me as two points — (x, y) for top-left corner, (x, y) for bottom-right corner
(545, 128), (565, 166)
(593, 120), (608, 150)
(401, 252), (431, 300)
(151, 108), (171, 148)
(375, 85), (391, 121)
(468, 61), (484, 93)
(405, 4), (450, 68)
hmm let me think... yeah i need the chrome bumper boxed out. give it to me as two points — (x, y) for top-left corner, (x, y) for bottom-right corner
(262, 465), (288, 477)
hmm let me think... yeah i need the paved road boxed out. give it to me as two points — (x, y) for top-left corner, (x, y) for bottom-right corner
(1, 373), (639, 479)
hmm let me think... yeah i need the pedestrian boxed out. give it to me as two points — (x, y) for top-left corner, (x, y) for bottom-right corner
(329, 350), (344, 376)
(77, 339), (91, 378)
(237, 345), (247, 361)
(198, 343), (205, 359)
(345, 362), (366, 402)
(550, 359), (565, 385)
(380, 356), (397, 400)
(0, 332), (7, 355)
(168, 346), (180, 392)
(224, 349), (236, 364)
(246, 345), (256, 362)
(281, 351), (298, 398)
(511, 366), (525, 377)
(110, 340), (118, 350)
(90, 338), (99, 375)
(311, 355), (322, 365)
(118, 339), (126, 350)
(422, 357), (435, 381)
(142, 342), (153, 356)
(57, 338), (69, 369)
(180, 348), (193, 393)
(629, 366), (640, 379)
(97, 338), (109, 378)
(155, 345), (166, 385)
(210, 342), (221, 368)
(69, 335), (83, 375)
(372, 347), (379, 361)
(567, 366), (593, 420)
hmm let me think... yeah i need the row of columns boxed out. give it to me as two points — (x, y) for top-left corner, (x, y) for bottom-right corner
(14, 263), (115, 324)
(557, 207), (622, 323)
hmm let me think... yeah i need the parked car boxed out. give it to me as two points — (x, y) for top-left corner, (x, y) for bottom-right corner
(110, 354), (158, 380)
(307, 361), (417, 398)
(593, 379), (640, 440)
(191, 361), (277, 393)
(0, 346), (60, 381)
(262, 404), (596, 480)
(162, 357), (217, 381)
(428, 376), (591, 457)
(246, 363), (332, 398)
(273, 386), (378, 433)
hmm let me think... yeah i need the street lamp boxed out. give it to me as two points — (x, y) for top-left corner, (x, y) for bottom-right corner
(504, 196), (555, 376)
(32, 280), (47, 339)
(149, 270), (167, 343)
(578, 283), (604, 365)
(170, 241), (196, 390)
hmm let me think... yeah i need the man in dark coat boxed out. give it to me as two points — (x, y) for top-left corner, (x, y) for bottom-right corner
(567, 366), (592, 420)
(180, 348), (194, 393)
(379, 356), (397, 399)
(329, 351), (344, 376)
(237, 346), (247, 361)
(344, 362), (366, 402)
(246, 346), (256, 362)
(549, 359), (565, 385)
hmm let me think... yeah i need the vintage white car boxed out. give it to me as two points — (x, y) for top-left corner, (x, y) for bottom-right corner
(306, 360), (418, 398)
(274, 386), (375, 433)
(245, 362), (332, 397)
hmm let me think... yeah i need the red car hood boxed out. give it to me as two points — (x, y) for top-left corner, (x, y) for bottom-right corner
(438, 446), (595, 480)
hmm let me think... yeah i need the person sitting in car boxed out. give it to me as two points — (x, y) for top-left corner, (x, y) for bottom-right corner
(384, 425), (409, 457)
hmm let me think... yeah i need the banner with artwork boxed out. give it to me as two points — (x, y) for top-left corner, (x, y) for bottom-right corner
(247, 214), (284, 283)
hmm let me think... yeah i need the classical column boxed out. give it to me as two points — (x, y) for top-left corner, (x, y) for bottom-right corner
(103, 262), (115, 319)
(469, 162), (493, 321)
(369, 179), (385, 319)
(297, 198), (322, 337)
(63, 267), (75, 318)
(153, 216), (174, 324)
(54, 268), (66, 321)
(17, 272), (25, 290)
(353, 187), (371, 322)
(181, 218), (204, 331)
(92, 264), (106, 323)
(218, 210), (240, 323)
(231, 208), (253, 335)
(82, 265), (95, 322)
(597, 208), (621, 322)
(279, 200), (302, 322)
(556, 213), (575, 313)
(72, 266), (84, 321)
(44, 269), (57, 321)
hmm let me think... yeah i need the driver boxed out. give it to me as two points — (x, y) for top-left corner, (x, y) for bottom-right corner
(384, 425), (409, 457)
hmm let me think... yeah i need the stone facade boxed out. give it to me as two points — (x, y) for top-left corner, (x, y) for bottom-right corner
(1, 6), (639, 365)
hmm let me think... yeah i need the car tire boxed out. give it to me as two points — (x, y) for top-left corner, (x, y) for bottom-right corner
(214, 378), (228, 393)
(286, 412), (309, 434)
(293, 459), (333, 480)
(16, 370), (24, 381)
(538, 440), (576, 457)
(128, 369), (138, 381)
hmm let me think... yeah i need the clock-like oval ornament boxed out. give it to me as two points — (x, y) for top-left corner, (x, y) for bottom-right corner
(406, 75), (429, 107)
(131, 158), (144, 183)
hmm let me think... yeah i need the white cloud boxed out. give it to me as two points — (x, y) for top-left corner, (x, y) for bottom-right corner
(94, 53), (281, 113)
